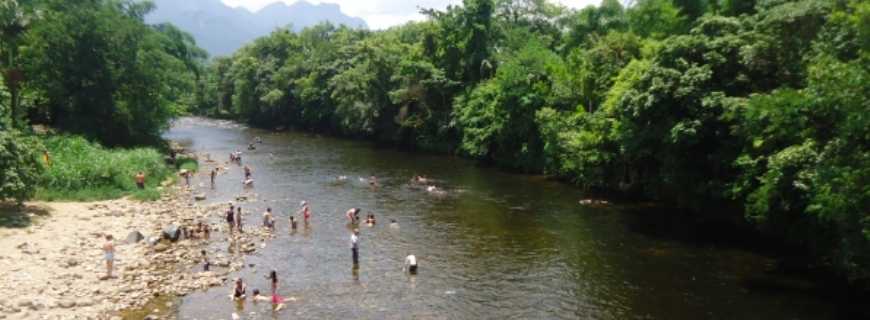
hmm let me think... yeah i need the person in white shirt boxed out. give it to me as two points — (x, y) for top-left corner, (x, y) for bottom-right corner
(350, 228), (360, 266)
(405, 255), (418, 274)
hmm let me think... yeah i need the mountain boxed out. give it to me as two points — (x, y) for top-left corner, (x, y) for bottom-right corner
(146, 0), (367, 57)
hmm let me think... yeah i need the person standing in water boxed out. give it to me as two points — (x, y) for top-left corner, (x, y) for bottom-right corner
(346, 208), (360, 224)
(226, 204), (236, 234)
(210, 169), (217, 187)
(135, 172), (146, 189)
(102, 234), (115, 279)
(289, 216), (297, 231)
(298, 201), (311, 225)
(405, 255), (418, 274)
(202, 249), (210, 271)
(263, 208), (275, 231)
(243, 165), (252, 180)
(232, 278), (246, 300)
(236, 207), (244, 233)
(350, 228), (360, 266)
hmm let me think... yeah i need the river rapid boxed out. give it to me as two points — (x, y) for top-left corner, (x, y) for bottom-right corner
(164, 117), (847, 320)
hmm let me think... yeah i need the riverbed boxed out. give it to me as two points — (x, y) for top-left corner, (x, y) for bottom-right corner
(165, 117), (848, 320)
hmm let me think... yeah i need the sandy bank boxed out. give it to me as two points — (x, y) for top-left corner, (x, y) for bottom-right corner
(0, 189), (235, 320)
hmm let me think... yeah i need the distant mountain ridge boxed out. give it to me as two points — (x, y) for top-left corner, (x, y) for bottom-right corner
(146, 0), (367, 56)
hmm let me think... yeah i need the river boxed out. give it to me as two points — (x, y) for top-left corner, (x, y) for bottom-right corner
(164, 117), (847, 320)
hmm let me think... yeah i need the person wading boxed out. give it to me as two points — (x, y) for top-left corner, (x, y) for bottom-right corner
(350, 228), (360, 266)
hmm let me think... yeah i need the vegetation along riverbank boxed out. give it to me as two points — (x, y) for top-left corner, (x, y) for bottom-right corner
(0, 0), (867, 317)
(196, 0), (869, 290)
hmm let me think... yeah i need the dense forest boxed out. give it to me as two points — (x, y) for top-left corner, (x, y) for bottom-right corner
(1, 0), (204, 201)
(0, 0), (867, 289)
(197, 0), (869, 285)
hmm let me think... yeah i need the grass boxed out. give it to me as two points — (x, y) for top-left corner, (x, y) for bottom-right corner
(34, 135), (193, 201)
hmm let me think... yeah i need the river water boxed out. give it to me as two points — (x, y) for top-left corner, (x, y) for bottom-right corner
(164, 117), (845, 320)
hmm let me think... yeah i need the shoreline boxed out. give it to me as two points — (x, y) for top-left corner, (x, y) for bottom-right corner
(0, 184), (232, 320)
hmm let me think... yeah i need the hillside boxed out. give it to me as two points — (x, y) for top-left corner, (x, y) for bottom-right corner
(146, 0), (367, 56)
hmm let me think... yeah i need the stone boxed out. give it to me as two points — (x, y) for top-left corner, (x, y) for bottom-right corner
(194, 194), (207, 201)
(126, 231), (145, 244)
(76, 298), (93, 307)
(146, 236), (160, 246)
(154, 243), (170, 253)
(161, 224), (181, 242)
(58, 300), (76, 308)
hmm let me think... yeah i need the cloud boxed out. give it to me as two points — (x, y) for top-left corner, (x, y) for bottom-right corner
(222, 0), (601, 29)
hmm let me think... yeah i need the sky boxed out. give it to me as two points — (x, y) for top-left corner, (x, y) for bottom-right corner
(221, 0), (602, 30)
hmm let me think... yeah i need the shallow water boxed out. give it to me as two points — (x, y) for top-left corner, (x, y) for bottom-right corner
(165, 117), (844, 320)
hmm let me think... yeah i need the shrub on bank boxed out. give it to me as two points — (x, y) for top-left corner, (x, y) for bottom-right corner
(37, 135), (175, 201)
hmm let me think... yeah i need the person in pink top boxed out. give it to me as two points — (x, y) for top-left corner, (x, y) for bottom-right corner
(298, 201), (311, 224)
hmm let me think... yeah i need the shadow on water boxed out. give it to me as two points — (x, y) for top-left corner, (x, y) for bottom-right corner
(0, 202), (51, 229)
(620, 203), (869, 319)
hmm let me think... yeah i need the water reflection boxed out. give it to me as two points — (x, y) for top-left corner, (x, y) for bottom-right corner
(166, 117), (844, 320)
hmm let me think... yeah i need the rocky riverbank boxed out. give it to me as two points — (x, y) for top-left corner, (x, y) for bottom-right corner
(0, 186), (252, 320)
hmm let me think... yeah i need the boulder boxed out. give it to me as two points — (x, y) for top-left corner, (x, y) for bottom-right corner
(194, 193), (207, 201)
(161, 225), (181, 242)
(126, 231), (145, 244)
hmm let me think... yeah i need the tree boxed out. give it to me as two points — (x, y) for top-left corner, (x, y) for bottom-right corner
(0, 130), (43, 204)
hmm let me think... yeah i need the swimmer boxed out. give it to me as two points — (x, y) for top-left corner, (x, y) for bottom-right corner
(231, 278), (246, 300)
(389, 219), (399, 229)
(365, 214), (376, 226)
(346, 208), (361, 224)
(369, 175), (379, 187)
(405, 254), (418, 274)
(251, 289), (270, 302)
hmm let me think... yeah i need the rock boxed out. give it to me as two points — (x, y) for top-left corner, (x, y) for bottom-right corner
(16, 300), (33, 309)
(75, 298), (93, 307)
(58, 300), (76, 308)
(154, 243), (170, 253)
(194, 194), (207, 201)
(109, 210), (124, 217)
(235, 195), (248, 202)
(161, 224), (181, 242)
(146, 236), (161, 246)
(144, 316), (159, 320)
(126, 231), (145, 244)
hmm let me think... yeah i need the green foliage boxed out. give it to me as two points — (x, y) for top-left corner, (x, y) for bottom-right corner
(13, 0), (204, 146)
(37, 135), (173, 201)
(197, 0), (869, 282)
(0, 130), (43, 203)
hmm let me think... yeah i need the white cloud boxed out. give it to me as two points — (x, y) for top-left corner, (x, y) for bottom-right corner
(222, 0), (602, 29)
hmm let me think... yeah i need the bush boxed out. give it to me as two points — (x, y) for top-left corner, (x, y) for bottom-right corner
(0, 131), (44, 204)
(37, 135), (173, 201)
